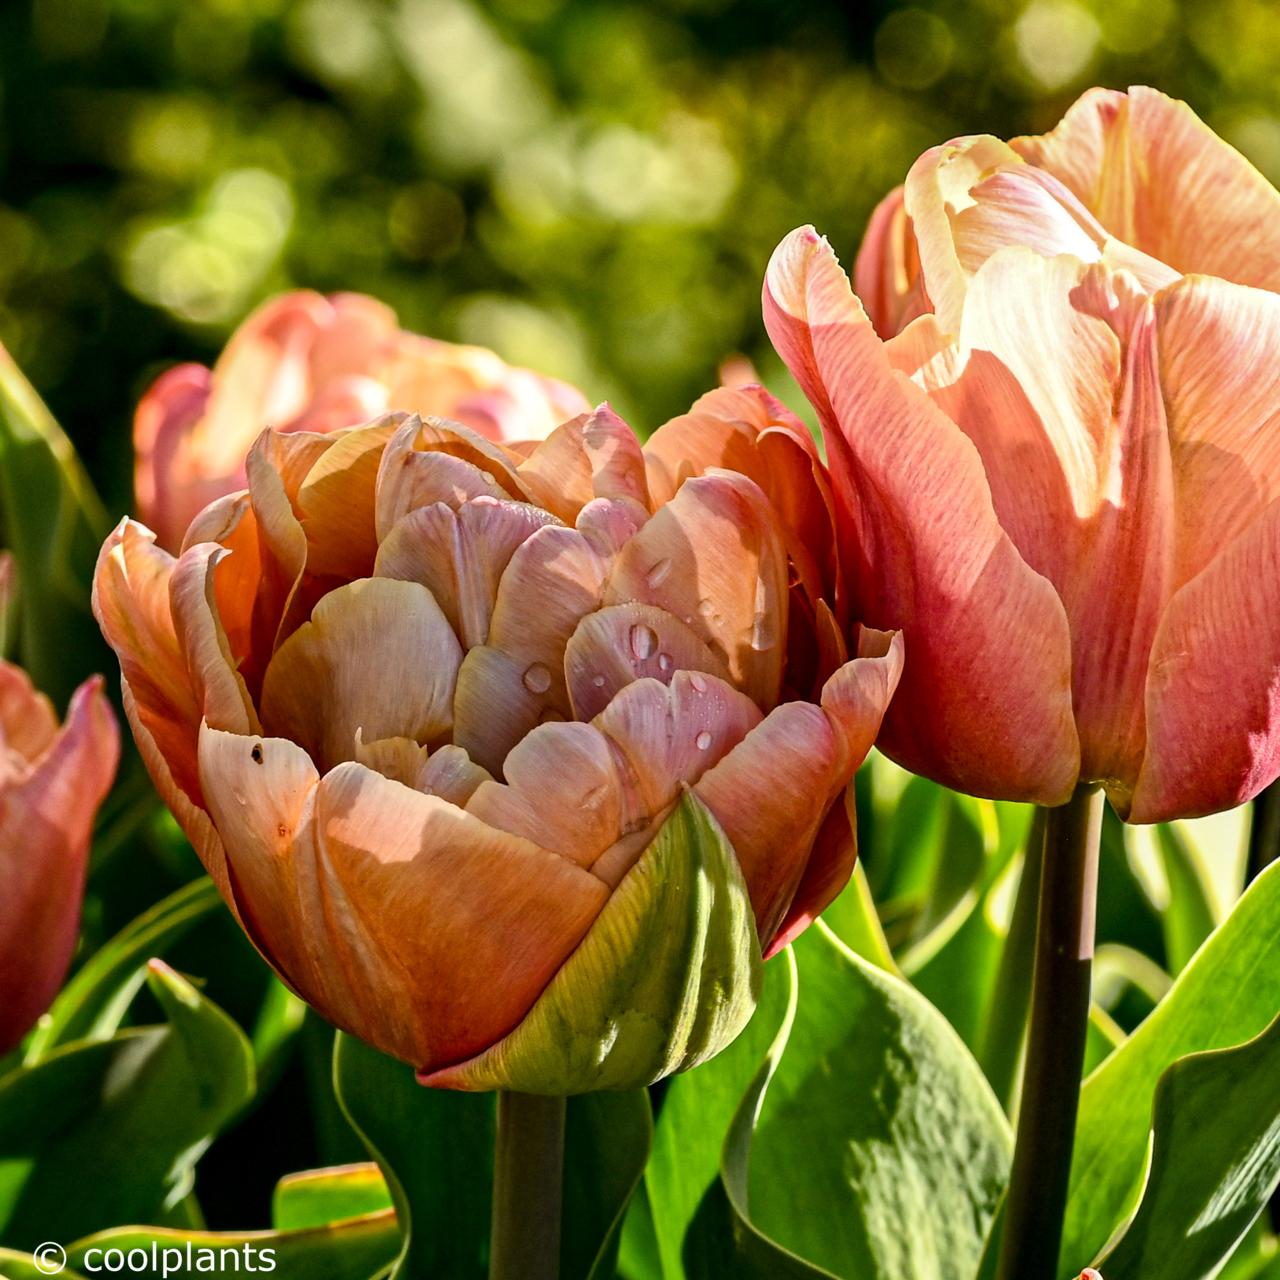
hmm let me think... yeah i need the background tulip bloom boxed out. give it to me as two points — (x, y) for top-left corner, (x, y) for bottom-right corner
(134, 291), (590, 552)
(765, 86), (1280, 822)
(0, 664), (119, 1054)
(95, 396), (901, 1091)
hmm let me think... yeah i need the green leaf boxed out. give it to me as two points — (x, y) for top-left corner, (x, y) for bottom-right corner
(1097, 1015), (1280, 1280)
(273, 1164), (394, 1232)
(64, 1215), (400, 1280)
(821, 862), (897, 974)
(644, 956), (795, 1278)
(1062, 858), (1280, 1272)
(250, 977), (307, 1086)
(334, 1033), (493, 1280)
(0, 1247), (90, 1279)
(1155, 823), (1218, 975)
(726, 925), (1011, 1278)
(24, 878), (222, 1062)
(0, 342), (109, 707)
(563, 1090), (652, 1280)
(435, 792), (762, 1093)
(0, 962), (254, 1250)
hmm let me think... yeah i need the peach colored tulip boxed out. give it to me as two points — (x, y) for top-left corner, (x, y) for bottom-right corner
(0, 663), (118, 1054)
(766, 87), (1280, 822)
(96, 397), (901, 1091)
(135, 291), (589, 551)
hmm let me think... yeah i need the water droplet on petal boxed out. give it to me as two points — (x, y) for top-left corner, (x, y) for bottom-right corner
(629, 623), (658, 660)
(689, 672), (707, 693)
(695, 730), (713, 750)
(697, 597), (717, 619)
(646, 558), (673, 588)
(523, 662), (552, 694)
(657, 652), (673, 673)
(591, 674), (606, 688)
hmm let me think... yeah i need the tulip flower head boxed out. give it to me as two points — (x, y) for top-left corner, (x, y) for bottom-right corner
(96, 394), (901, 1092)
(0, 663), (118, 1054)
(766, 86), (1280, 821)
(134, 291), (589, 551)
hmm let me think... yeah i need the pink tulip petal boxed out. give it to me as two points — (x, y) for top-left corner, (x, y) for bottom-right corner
(1012, 86), (1280, 292)
(260, 577), (462, 773)
(564, 602), (733, 721)
(0, 674), (118, 1053)
(179, 491), (262, 672)
(581, 404), (651, 509)
(605, 471), (789, 710)
(0, 662), (58, 763)
(374, 496), (558, 649)
(514, 415), (595, 521)
(764, 227), (1078, 803)
(853, 184), (927, 339)
(418, 743), (492, 807)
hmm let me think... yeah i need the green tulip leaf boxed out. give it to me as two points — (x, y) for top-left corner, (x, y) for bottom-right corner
(1096, 1014), (1280, 1280)
(272, 1164), (394, 1232)
(0, 342), (109, 707)
(437, 791), (762, 1094)
(821, 862), (898, 974)
(1155, 823), (1218, 975)
(63, 1215), (400, 1280)
(334, 1033), (493, 1280)
(641, 955), (796, 1278)
(1062, 858), (1280, 1272)
(0, 1247), (91, 1279)
(24, 878), (221, 1062)
(0, 962), (253, 1250)
(727, 923), (1011, 1279)
(563, 1090), (653, 1280)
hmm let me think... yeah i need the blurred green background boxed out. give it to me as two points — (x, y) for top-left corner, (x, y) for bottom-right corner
(3, 0), (1278, 520)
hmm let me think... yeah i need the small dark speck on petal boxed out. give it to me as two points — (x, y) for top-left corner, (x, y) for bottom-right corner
(251, 744), (264, 764)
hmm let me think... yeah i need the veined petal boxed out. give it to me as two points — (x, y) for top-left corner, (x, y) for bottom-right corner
(853, 184), (927, 339)
(307, 761), (609, 1070)
(374, 497), (558, 649)
(1131, 498), (1280, 822)
(514, 415), (595, 521)
(0, 661), (58, 763)
(605, 471), (789, 710)
(0, 675), (119, 1053)
(1154, 273), (1280, 584)
(179, 491), (261, 671)
(1012, 86), (1280, 292)
(581, 403), (651, 509)
(763, 227), (1078, 803)
(260, 577), (462, 773)
(564, 602), (732, 721)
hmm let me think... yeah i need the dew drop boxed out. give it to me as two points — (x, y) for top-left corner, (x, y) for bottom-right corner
(689, 672), (708, 693)
(522, 662), (552, 694)
(695, 730), (713, 751)
(591, 674), (606, 688)
(646, 558), (673, 588)
(629, 623), (658, 660)
(657, 652), (673, 673)
(697, 597), (717, 618)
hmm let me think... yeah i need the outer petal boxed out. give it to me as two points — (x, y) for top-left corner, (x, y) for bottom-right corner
(1012, 86), (1280, 292)
(0, 661), (58, 763)
(260, 577), (462, 773)
(1130, 497), (1280, 822)
(763, 227), (1078, 803)
(0, 676), (119, 1053)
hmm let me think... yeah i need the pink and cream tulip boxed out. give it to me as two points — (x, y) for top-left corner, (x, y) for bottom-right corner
(766, 86), (1280, 821)
(134, 291), (589, 551)
(0, 663), (118, 1054)
(96, 395), (900, 1091)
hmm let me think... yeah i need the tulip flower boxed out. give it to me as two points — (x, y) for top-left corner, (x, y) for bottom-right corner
(95, 396), (901, 1092)
(765, 86), (1280, 823)
(135, 291), (589, 551)
(0, 663), (119, 1054)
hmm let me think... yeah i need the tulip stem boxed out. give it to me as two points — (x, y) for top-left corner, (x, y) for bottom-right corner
(489, 1091), (565, 1280)
(995, 785), (1104, 1280)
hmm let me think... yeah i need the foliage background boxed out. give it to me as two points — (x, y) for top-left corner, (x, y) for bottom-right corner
(1, 0), (1278, 1267)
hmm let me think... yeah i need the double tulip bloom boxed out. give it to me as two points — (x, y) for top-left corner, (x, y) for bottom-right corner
(768, 85), (1280, 821)
(0, 661), (117, 1054)
(134, 291), (588, 551)
(96, 391), (900, 1090)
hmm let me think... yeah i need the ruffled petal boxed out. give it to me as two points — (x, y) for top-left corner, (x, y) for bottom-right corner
(260, 577), (463, 772)
(763, 227), (1078, 803)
